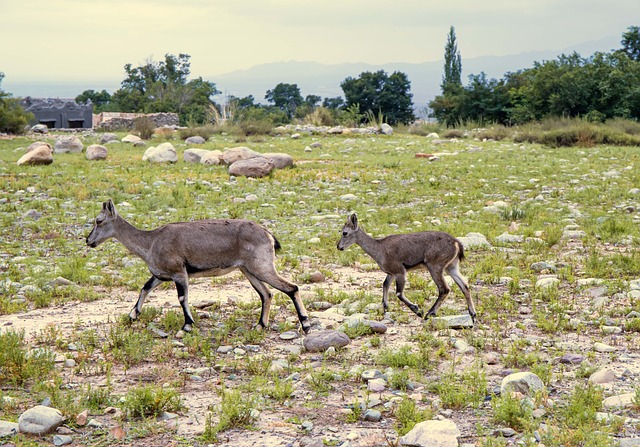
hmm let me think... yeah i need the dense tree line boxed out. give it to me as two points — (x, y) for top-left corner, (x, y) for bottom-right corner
(430, 26), (640, 126)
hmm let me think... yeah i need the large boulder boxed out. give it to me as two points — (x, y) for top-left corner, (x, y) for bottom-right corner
(262, 152), (294, 169)
(31, 124), (49, 134)
(200, 150), (223, 165)
(220, 146), (262, 165)
(99, 133), (118, 144)
(27, 141), (52, 152)
(86, 144), (108, 160)
(184, 148), (210, 163)
(400, 419), (461, 447)
(121, 134), (142, 143)
(54, 136), (83, 153)
(17, 144), (53, 165)
(185, 135), (206, 144)
(0, 420), (19, 437)
(228, 157), (275, 178)
(142, 142), (178, 163)
(303, 330), (351, 353)
(18, 405), (65, 435)
(501, 371), (546, 396)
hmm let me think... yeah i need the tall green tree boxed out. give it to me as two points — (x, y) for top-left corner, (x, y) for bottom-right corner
(621, 26), (640, 61)
(75, 89), (112, 112)
(264, 83), (304, 118)
(340, 70), (415, 125)
(441, 26), (462, 93)
(0, 72), (33, 134)
(109, 53), (220, 125)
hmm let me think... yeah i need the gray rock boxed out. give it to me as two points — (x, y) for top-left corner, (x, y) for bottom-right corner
(121, 134), (142, 143)
(495, 233), (524, 243)
(593, 342), (616, 353)
(303, 330), (350, 353)
(220, 146), (262, 165)
(263, 152), (294, 169)
(363, 409), (382, 421)
(432, 314), (474, 329)
(229, 157), (275, 178)
(53, 434), (73, 446)
(618, 438), (640, 447)
(31, 123), (49, 134)
(380, 123), (393, 135)
(185, 136), (206, 144)
(99, 133), (118, 143)
(530, 261), (556, 273)
(0, 420), (19, 437)
(603, 393), (635, 409)
(501, 372), (545, 396)
(183, 148), (210, 163)
(457, 232), (491, 249)
(54, 136), (83, 153)
(589, 369), (616, 384)
(85, 144), (108, 160)
(362, 369), (385, 380)
(279, 330), (299, 340)
(535, 276), (559, 289)
(142, 142), (178, 163)
(200, 150), (222, 165)
(559, 353), (584, 365)
(18, 405), (65, 434)
(400, 419), (461, 447)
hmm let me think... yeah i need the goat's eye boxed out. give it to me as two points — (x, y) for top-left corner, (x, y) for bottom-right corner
(96, 218), (104, 225)
(342, 231), (348, 237)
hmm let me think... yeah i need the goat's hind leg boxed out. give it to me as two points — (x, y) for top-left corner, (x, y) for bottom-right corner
(240, 267), (273, 330)
(424, 266), (451, 319)
(447, 262), (476, 323)
(257, 270), (312, 333)
(130, 276), (164, 321)
(382, 274), (393, 313)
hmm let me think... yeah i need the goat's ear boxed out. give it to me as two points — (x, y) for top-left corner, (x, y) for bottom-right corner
(349, 213), (358, 228)
(104, 199), (118, 217)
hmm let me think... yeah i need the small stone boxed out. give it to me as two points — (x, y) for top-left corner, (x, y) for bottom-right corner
(279, 331), (299, 340)
(52, 435), (73, 446)
(589, 369), (616, 384)
(594, 342), (616, 353)
(559, 353), (584, 365)
(18, 405), (65, 434)
(363, 409), (382, 422)
(76, 409), (89, 426)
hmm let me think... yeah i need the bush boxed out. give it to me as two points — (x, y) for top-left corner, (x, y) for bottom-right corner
(0, 329), (55, 385)
(178, 124), (216, 141)
(474, 125), (511, 141)
(303, 107), (336, 126)
(134, 116), (155, 140)
(122, 384), (183, 418)
(0, 95), (33, 134)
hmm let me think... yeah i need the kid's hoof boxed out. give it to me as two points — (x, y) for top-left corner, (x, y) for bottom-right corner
(182, 323), (193, 332)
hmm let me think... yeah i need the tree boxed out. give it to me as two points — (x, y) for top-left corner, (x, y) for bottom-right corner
(322, 96), (344, 110)
(110, 53), (220, 125)
(340, 70), (415, 125)
(621, 26), (640, 61)
(0, 72), (33, 134)
(441, 26), (462, 93)
(75, 89), (111, 112)
(264, 83), (304, 118)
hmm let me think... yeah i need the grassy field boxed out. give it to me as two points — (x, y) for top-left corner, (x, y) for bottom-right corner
(0, 129), (639, 446)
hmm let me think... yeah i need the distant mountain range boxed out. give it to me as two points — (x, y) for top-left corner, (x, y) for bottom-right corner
(5, 35), (620, 109)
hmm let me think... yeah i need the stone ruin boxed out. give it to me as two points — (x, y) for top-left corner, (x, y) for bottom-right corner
(95, 112), (179, 131)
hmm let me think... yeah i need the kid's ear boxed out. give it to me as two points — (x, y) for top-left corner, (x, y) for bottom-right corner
(349, 213), (358, 227)
(104, 199), (118, 217)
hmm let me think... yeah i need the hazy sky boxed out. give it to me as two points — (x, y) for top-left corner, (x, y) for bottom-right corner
(1, 0), (638, 84)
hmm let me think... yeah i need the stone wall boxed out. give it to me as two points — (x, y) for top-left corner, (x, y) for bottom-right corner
(95, 112), (179, 131)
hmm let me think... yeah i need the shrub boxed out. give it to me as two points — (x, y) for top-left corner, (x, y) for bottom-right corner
(134, 116), (155, 140)
(0, 330), (55, 385)
(202, 386), (258, 441)
(122, 384), (183, 418)
(303, 107), (335, 126)
(394, 398), (432, 436)
(178, 124), (216, 141)
(491, 393), (534, 431)
(441, 128), (465, 138)
(0, 95), (33, 135)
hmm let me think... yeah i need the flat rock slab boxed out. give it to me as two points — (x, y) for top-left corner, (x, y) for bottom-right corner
(431, 314), (474, 329)
(400, 419), (461, 447)
(303, 330), (350, 353)
(0, 420), (19, 437)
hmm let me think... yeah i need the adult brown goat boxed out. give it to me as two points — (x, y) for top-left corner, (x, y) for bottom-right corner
(86, 199), (311, 333)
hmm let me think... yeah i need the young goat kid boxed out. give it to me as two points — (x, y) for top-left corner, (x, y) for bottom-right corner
(86, 199), (311, 333)
(337, 213), (476, 322)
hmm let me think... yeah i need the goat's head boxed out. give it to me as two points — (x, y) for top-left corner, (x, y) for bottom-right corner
(337, 213), (359, 250)
(86, 199), (118, 248)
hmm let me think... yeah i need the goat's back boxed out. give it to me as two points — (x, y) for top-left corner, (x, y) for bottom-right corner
(150, 219), (277, 267)
(380, 231), (462, 266)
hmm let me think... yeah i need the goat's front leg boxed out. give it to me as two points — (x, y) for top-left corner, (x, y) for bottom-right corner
(174, 275), (195, 332)
(424, 268), (451, 319)
(130, 276), (164, 321)
(394, 274), (424, 318)
(382, 274), (393, 313)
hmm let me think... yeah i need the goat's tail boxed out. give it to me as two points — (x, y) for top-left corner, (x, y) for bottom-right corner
(273, 236), (282, 251)
(457, 241), (465, 261)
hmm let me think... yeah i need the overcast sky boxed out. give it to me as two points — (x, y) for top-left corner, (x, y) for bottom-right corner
(1, 0), (638, 84)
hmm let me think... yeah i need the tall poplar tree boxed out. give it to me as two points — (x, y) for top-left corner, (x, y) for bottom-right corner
(441, 26), (462, 93)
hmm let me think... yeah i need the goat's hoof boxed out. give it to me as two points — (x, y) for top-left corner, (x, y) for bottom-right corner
(128, 310), (139, 321)
(182, 323), (193, 332)
(423, 312), (436, 320)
